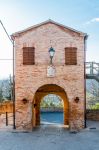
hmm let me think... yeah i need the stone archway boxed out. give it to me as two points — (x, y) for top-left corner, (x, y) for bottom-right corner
(32, 84), (69, 127)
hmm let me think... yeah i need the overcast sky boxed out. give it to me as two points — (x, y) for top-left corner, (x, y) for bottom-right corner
(0, 0), (99, 79)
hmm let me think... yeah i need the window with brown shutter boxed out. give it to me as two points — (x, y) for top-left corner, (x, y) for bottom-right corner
(23, 47), (35, 65)
(65, 47), (77, 65)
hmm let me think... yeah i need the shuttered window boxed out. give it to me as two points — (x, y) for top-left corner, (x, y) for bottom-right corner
(65, 47), (77, 65)
(23, 47), (35, 65)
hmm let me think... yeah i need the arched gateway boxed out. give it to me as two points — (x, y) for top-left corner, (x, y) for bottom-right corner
(32, 84), (69, 127)
(12, 20), (87, 131)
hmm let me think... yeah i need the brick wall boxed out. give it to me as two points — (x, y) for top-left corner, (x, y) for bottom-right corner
(13, 22), (85, 130)
(86, 110), (99, 121)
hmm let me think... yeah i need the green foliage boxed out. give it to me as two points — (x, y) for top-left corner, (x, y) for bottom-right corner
(0, 75), (12, 102)
(40, 94), (63, 108)
(91, 103), (99, 110)
(0, 84), (3, 102)
(86, 79), (99, 110)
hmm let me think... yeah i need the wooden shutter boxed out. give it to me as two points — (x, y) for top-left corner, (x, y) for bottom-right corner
(23, 47), (35, 65)
(65, 47), (77, 65)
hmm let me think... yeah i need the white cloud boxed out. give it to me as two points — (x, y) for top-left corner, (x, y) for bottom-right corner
(85, 18), (99, 25)
(91, 18), (99, 22)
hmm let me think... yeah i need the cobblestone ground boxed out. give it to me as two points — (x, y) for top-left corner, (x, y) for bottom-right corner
(0, 123), (99, 150)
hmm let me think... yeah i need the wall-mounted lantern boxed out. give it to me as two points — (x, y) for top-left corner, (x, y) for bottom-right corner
(74, 97), (79, 103)
(48, 47), (55, 64)
(22, 98), (28, 104)
(34, 103), (37, 108)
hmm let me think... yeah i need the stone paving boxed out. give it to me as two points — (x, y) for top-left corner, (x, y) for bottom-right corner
(0, 121), (99, 150)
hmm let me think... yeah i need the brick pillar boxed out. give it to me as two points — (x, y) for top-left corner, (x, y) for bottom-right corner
(69, 101), (84, 131)
(64, 108), (69, 125)
(15, 100), (33, 130)
(36, 102), (40, 126)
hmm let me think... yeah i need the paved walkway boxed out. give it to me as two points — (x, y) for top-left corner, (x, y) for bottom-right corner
(0, 121), (99, 150)
(86, 120), (99, 129)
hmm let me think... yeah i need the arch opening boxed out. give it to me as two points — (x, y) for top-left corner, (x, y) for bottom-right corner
(32, 84), (69, 128)
(40, 94), (64, 125)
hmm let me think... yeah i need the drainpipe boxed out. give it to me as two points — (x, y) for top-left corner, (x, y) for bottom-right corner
(84, 34), (88, 128)
(12, 39), (16, 129)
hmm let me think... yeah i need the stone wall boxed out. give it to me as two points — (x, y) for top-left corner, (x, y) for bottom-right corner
(0, 102), (13, 128)
(13, 21), (85, 130)
(0, 101), (13, 114)
(86, 110), (99, 121)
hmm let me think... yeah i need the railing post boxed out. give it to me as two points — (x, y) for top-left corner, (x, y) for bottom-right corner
(90, 62), (94, 75)
(6, 112), (8, 126)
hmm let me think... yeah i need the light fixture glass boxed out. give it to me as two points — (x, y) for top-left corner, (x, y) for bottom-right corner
(49, 47), (55, 57)
(48, 47), (55, 64)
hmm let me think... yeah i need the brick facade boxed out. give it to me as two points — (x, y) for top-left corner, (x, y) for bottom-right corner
(12, 20), (87, 131)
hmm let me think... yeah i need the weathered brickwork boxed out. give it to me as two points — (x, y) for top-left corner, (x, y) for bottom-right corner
(86, 110), (99, 121)
(12, 20), (87, 131)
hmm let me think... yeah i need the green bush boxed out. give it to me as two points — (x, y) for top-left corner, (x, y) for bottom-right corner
(91, 103), (99, 110)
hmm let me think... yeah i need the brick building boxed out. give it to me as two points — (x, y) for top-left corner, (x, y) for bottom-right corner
(12, 20), (88, 130)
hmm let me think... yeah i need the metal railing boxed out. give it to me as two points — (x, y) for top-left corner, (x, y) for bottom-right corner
(86, 62), (99, 75)
(86, 62), (99, 82)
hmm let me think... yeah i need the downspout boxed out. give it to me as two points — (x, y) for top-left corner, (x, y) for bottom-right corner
(12, 37), (16, 129)
(84, 34), (88, 128)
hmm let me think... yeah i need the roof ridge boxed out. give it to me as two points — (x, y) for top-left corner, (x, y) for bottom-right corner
(11, 19), (87, 38)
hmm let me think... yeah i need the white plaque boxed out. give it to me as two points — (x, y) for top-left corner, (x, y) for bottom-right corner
(47, 65), (56, 77)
